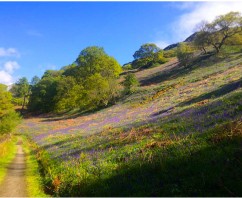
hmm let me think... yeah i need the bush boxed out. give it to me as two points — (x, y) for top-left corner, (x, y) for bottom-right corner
(122, 64), (132, 70)
(0, 111), (22, 134)
(123, 73), (139, 94)
(131, 57), (153, 69)
(176, 43), (195, 67)
(131, 50), (168, 69)
(153, 51), (168, 64)
(163, 49), (177, 58)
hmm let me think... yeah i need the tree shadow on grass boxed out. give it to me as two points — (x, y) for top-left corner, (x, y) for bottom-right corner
(178, 78), (242, 108)
(140, 53), (216, 86)
(151, 78), (242, 119)
(59, 122), (242, 197)
(41, 83), (242, 157)
(40, 104), (112, 122)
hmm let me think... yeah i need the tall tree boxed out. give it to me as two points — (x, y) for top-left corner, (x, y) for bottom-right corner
(28, 75), (59, 113)
(194, 21), (210, 53)
(30, 76), (40, 86)
(74, 46), (122, 108)
(194, 12), (242, 53)
(75, 46), (122, 79)
(10, 77), (30, 112)
(28, 46), (122, 113)
(133, 43), (161, 60)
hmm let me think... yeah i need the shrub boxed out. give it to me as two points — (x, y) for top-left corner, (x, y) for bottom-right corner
(176, 43), (195, 67)
(122, 64), (132, 70)
(123, 73), (139, 94)
(153, 51), (168, 64)
(163, 49), (177, 58)
(0, 111), (21, 134)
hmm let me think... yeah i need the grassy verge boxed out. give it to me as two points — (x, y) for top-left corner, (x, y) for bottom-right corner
(0, 134), (17, 184)
(22, 136), (48, 197)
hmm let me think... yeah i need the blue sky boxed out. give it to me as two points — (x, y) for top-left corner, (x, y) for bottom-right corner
(0, 1), (242, 85)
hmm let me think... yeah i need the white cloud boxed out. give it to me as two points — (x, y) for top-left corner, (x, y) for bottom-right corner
(173, 2), (242, 42)
(0, 48), (20, 57)
(4, 61), (20, 74)
(0, 61), (20, 85)
(154, 40), (170, 49)
(153, 2), (242, 50)
(0, 70), (13, 85)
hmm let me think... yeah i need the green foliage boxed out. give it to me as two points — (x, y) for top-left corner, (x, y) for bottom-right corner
(193, 28), (210, 54)
(131, 56), (153, 69)
(176, 43), (195, 67)
(0, 85), (21, 134)
(85, 73), (114, 107)
(153, 51), (168, 64)
(163, 49), (177, 58)
(122, 63), (132, 70)
(30, 76), (40, 86)
(131, 53), (168, 69)
(123, 73), (139, 94)
(133, 43), (160, 60)
(28, 46), (122, 113)
(42, 70), (63, 79)
(11, 97), (23, 106)
(10, 77), (29, 98)
(28, 76), (60, 113)
(194, 12), (242, 53)
(0, 111), (21, 134)
(10, 77), (30, 110)
(131, 44), (168, 69)
(0, 84), (13, 117)
(75, 46), (122, 79)
(22, 137), (48, 197)
(54, 76), (85, 112)
(226, 32), (242, 46)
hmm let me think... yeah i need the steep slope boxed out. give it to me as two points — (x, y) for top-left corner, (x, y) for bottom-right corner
(18, 52), (242, 196)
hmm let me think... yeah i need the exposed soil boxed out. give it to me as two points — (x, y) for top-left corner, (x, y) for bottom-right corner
(0, 139), (27, 197)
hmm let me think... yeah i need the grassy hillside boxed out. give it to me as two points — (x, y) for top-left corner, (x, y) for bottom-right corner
(19, 51), (242, 196)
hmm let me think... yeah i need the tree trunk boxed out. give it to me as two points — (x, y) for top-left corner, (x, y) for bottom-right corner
(202, 47), (207, 54)
(212, 44), (220, 53)
(21, 95), (26, 113)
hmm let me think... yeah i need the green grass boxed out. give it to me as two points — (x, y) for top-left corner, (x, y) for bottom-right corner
(29, 88), (242, 196)
(19, 50), (242, 196)
(30, 118), (242, 196)
(22, 136), (48, 197)
(0, 135), (17, 184)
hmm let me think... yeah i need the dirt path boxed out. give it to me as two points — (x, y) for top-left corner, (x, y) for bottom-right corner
(0, 139), (27, 197)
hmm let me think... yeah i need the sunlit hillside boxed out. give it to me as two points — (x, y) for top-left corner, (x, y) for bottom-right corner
(18, 48), (242, 196)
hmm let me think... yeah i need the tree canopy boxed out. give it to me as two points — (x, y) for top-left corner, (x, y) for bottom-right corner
(75, 46), (122, 79)
(28, 46), (122, 113)
(130, 44), (167, 69)
(10, 77), (30, 111)
(133, 43), (161, 60)
(194, 12), (242, 53)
